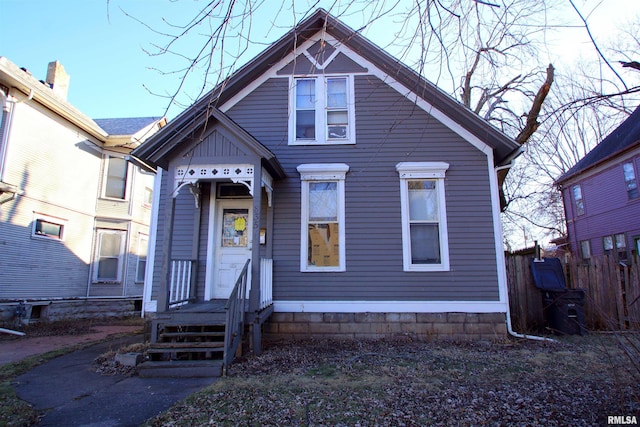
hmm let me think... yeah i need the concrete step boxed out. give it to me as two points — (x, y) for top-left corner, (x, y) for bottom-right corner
(137, 360), (223, 378)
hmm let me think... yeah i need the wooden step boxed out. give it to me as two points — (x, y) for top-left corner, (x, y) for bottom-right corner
(159, 331), (225, 339)
(151, 342), (224, 350)
(156, 321), (226, 328)
(147, 347), (224, 356)
(137, 360), (223, 378)
(154, 313), (227, 324)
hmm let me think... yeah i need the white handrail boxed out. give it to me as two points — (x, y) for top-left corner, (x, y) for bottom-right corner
(169, 259), (193, 307)
(260, 258), (273, 309)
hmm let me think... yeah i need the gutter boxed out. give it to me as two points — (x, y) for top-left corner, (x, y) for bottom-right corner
(125, 155), (157, 174)
(0, 57), (108, 142)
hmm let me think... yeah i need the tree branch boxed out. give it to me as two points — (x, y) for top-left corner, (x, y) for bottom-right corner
(515, 63), (554, 144)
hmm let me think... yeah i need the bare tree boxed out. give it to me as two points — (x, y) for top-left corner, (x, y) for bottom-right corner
(112, 0), (640, 249)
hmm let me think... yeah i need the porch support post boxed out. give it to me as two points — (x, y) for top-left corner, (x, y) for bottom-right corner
(249, 164), (262, 314)
(157, 191), (177, 312)
(252, 323), (263, 356)
(190, 185), (203, 301)
(266, 188), (274, 259)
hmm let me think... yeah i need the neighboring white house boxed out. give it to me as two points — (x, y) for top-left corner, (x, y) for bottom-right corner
(0, 57), (165, 324)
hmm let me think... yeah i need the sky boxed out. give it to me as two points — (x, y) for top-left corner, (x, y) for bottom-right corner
(1, 0), (638, 121)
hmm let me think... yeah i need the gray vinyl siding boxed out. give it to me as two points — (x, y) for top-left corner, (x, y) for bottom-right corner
(0, 102), (100, 299)
(225, 75), (500, 302)
(195, 184), (211, 301)
(150, 169), (170, 301)
(0, 203), (93, 299)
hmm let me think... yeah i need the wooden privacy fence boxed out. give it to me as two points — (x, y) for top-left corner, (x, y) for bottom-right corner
(506, 254), (640, 332)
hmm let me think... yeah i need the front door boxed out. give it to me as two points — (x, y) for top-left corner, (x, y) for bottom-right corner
(212, 199), (252, 299)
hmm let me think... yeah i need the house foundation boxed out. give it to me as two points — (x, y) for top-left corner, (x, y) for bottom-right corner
(0, 298), (142, 327)
(265, 312), (507, 341)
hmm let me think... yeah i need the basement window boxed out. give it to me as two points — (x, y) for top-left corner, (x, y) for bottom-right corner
(32, 214), (65, 241)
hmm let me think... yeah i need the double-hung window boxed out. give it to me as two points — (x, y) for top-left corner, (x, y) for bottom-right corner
(103, 156), (128, 200)
(579, 240), (591, 260)
(0, 93), (9, 177)
(615, 233), (628, 261)
(136, 234), (149, 283)
(291, 75), (354, 144)
(572, 184), (585, 216)
(604, 233), (628, 260)
(397, 162), (450, 271)
(94, 229), (126, 282)
(623, 161), (639, 200)
(297, 164), (349, 272)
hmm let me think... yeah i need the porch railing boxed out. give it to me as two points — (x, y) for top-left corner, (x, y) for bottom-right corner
(169, 259), (196, 308)
(260, 258), (273, 310)
(223, 259), (250, 375)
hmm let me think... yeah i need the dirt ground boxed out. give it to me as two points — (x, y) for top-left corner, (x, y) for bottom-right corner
(0, 320), (143, 366)
(147, 334), (640, 427)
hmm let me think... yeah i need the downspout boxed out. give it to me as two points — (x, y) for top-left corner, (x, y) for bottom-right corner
(142, 168), (163, 316)
(495, 161), (556, 343)
(0, 88), (33, 182)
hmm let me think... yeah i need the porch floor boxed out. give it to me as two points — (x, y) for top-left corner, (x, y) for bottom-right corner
(169, 300), (227, 313)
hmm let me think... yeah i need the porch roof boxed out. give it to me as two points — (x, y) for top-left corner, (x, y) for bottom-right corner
(132, 107), (286, 180)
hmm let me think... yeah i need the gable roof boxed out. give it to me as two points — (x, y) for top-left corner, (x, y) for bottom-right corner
(0, 56), (107, 141)
(133, 107), (285, 179)
(133, 8), (519, 168)
(96, 116), (167, 150)
(556, 105), (640, 185)
(95, 117), (161, 135)
(0, 57), (163, 151)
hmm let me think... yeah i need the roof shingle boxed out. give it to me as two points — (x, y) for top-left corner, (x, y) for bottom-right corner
(94, 117), (160, 135)
(556, 105), (640, 184)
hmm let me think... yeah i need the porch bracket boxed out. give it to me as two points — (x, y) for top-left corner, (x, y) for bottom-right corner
(261, 171), (274, 207)
(230, 178), (254, 196)
(188, 183), (201, 208)
(171, 181), (201, 208)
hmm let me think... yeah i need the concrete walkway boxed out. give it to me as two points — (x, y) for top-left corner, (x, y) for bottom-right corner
(0, 325), (141, 366)
(8, 331), (214, 426)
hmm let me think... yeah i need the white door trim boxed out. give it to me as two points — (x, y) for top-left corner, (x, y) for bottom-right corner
(204, 191), (217, 301)
(204, 192), (253, 301)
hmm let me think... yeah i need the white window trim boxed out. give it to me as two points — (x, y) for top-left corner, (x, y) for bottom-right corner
(93, 229), (126, 283)
(396, 162), (450, 272)
(101, 155), (130, 201)
(143, 187), (153, 208)
(579, 240), (591, 260)
(623, 161), (639, 199)
(136, 233), (149, 283)
(572, 184), (584, 216)
(31, 213), (66, 241)
(288, 75), (356, 145)
(297, 163), (349, 272)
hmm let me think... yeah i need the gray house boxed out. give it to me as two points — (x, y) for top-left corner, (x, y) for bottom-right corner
(132, 9), (520, 374)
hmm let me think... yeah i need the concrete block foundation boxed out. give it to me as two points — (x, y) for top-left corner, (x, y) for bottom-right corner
(0, 298), (142, 327)
(265, 312), (508, 341)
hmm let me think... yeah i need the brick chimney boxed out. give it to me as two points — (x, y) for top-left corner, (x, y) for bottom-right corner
(46, 61), (70, 100)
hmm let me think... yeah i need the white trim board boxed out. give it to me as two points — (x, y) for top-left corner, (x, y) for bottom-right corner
(274, 300), (508, 313)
